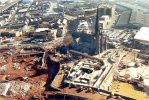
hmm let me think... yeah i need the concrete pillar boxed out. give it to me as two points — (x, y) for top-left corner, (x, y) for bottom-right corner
(105, 36), (107, 50)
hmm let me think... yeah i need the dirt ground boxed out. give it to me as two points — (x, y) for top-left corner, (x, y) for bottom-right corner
(111, 81), (148, 100)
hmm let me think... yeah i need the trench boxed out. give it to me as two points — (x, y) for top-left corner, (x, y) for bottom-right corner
(45, 93), (91, 100)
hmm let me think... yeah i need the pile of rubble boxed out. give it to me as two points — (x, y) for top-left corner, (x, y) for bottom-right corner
(0, 56), (6, 64)
(12, 63), (20, 70)
(116, 63), (149, 89)
(0, 81), (32, 97)
(0, 65), (6, 74)
(0, 82), (10, 96)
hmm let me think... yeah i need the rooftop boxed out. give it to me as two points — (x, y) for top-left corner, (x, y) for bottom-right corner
(134, 27), (149, 42)
(35, 28), (49, 32)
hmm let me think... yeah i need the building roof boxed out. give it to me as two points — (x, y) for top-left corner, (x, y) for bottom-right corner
(18, 8), (28, 13)
(134, 27), (149, 42)
(35, 28), (49, 32)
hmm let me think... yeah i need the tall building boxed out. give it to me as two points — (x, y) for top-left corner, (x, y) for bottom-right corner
(93, 8), (100, 54)
(69, 3), (114, 54)
(98, 3), (115, 18)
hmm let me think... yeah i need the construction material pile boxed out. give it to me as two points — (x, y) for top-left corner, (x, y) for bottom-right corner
(0, 81), (32, 97)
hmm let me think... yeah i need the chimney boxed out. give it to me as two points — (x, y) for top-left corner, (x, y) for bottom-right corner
(105, 36), (107, 50)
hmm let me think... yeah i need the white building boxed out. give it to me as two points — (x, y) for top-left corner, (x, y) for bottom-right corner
(134, 27), (149, 43)
(134, 27), (149, 50)
(99, 15), (110, 29)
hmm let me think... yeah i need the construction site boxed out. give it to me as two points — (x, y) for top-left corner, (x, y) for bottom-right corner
(0, 0), (149, 100)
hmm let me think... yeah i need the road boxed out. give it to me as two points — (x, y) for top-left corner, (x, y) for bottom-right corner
(92, 49), (127, 90)
(0, 0), (20, 14)
(99, 49), (128, 90)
